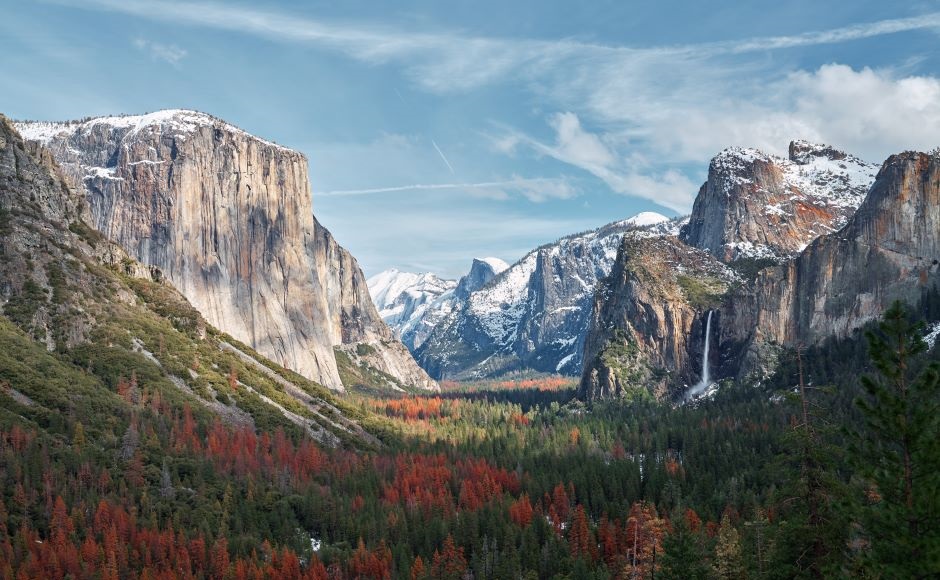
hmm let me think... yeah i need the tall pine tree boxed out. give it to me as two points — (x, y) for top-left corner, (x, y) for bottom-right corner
(849, 300), (940, 577)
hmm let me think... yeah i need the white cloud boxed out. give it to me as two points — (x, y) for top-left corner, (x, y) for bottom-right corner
(133, 38), (187, 65)
(632, 64), (940, 163)
(66, 1), (940, 94)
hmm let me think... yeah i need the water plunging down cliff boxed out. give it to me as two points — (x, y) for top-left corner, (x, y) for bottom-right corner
(686, 310), (714, 399)
(15, 110), (437, 392)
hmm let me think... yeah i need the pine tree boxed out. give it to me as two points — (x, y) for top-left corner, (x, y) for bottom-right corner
(768, 348), (845, 579)
(659, 510), (710, 580)
(848, 301), (940, 577)
(713, 514), (744, 580)
(567, 505), (594, 561)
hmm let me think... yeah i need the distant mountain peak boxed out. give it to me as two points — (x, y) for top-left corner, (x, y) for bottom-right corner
(683, 140), (879, 262)
(475, 257), (509, 274)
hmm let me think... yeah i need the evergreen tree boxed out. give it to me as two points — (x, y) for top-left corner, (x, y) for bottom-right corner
(848, 301), (940, 577)
(713, 514), (745, 580)
(659, 510), (710, 580)
(768, 349), (846, 579)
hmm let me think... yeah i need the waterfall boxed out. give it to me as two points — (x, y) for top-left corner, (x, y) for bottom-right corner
(688, 311), (713, 398)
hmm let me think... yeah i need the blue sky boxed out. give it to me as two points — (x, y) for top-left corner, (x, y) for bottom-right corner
(4, 1), (940, 278)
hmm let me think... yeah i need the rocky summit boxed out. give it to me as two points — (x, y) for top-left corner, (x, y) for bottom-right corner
(680, 140), (878, 263)
(15, 110), (435, 393)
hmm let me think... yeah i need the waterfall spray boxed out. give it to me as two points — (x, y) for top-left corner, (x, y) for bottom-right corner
(688, 311), (713, 398)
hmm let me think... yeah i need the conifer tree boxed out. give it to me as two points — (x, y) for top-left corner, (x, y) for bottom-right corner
(848, 300), (940, 577)
(768, 348), (845, 579)
(659, 509), (710, 580)
(713, 514), (745, 580)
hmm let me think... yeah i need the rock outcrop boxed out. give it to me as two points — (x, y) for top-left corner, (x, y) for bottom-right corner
(453, 258), (508, 300)
(15, 110), (436, 392)
(578, 234), (735, 401)
(681, 141), (877, 263)
(719, 150), (940, 380)
(416, 214), (674, 379)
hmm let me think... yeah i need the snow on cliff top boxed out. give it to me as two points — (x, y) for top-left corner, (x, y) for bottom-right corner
(477, 257), (509, 274)
(711, 141), (878, 204)
(620, 211), (670, 227)
(15, 109), (294, 152)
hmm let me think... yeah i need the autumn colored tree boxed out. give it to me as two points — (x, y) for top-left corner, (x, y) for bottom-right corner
(430, 535), (467, 580)
(509, 494), (534, 528)
(411, 555), (427, 580)
(567, 504), (595, 561)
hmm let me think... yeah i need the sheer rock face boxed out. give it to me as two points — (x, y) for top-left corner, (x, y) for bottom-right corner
(15, 110), (436, 392)
(720, 151), (940, 380)
(578, 234), (734, 401)
(680, 141), (878, 263)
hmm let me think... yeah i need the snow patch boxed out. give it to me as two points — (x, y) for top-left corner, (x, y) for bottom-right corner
(926, 321), (940, 349)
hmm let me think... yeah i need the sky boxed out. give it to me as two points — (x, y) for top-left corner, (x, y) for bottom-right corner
(4, 1), (940, 278)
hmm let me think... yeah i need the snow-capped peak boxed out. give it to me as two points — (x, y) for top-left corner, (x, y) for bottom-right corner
(622, 212), (670, 228)
(366, 269), (458, 349)
(367, 270), (455, 310)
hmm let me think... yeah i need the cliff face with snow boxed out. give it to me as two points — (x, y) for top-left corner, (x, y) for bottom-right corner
(367, 257), (508, 351)
(580, 141), (940, 401)
(680, 141), (878, 262)
(718, 150), (940, 380)
(415, 213), (673, 379)
(15, 110), (436, 392)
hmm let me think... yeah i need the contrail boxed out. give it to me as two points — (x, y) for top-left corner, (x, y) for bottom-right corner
(431, 139), (455, 174)
(316, 178), (552, 197)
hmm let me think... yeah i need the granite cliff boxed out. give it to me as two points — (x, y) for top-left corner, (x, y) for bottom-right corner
(15, 110), (435, 392)
(719, 150), (940, 380)
(0, 113), (377, 446)
(580, 143), (939, 401)
(578, 233), (735, 401)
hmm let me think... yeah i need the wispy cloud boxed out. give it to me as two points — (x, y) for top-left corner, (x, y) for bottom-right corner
(316, 177), (575, 202)
(499, 112), (695, 212)
(133, 38), (187, 65)
(431, 140), (455, 174)
(57, 0), (940, 90)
